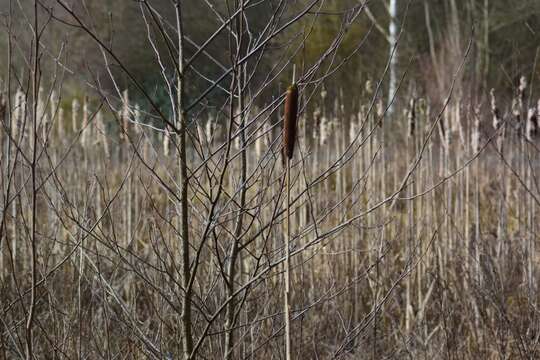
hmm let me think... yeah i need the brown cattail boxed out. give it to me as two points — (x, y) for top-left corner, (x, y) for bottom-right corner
(283, 83), (299, 160)
(407, 97), (416, 137)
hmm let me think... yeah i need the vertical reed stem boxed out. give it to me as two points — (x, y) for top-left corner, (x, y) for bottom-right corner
(284, 158), (292, 360)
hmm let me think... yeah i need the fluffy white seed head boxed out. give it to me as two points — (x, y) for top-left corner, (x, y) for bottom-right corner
(320, 86), (327, 100)
(526, 107), (537, 142)
(205, 114), (214, 144)
(365, 80), (373, 95)
(13, 88), (26, 140)
(163, 131), (170, 156)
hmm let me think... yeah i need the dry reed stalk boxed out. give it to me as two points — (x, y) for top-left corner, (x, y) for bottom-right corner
(50, 90), (58, 120)
(255, 122), (264, 160)
(57, 107), (64, 140)
(516, 78), (527, 247)
(490, 88), (508, 259)
(121, 89), (130, 141)
(37, 87), (47, 142)
(95, 111), (110, 157)
(196, 121), (205, 153)
(81, 96), (89, 148)
(0, 91), (5, 149)
(319, 115), (328, 146)
(526, 107), (537, 290)
(10, 89), (26, 268)
(71, 98), (79, 134)
(405, 97), (417, 333)
(283, 82), (298, 360)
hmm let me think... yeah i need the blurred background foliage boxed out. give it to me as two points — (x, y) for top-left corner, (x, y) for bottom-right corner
(1, 0), (540, 117)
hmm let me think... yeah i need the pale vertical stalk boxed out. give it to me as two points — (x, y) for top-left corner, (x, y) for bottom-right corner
(405, 98), (415, 334)
(444, 112), (451, 278)
(526, 107), (537, 292)
(284, 158), (292, 360)
(72, 98), (79, 134)
(282, 78), (298, 360)
(388, 0), (398, 114)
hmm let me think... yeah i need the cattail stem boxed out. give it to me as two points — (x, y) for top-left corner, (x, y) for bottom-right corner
(282, 82), (298, 360)
(284, 158), (292, 360)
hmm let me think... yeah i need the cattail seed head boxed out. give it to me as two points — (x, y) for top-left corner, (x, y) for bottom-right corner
(365, 80), (373, 95)
(205, 114), (214, 145)
(526, 107), (537, 142)
(121, 90), (130, 141)
(163, 131), (170, 156)
(519, 76), (527, 100)
(472, 105), (481, 152)
(490, 89), (501, 130)
(13, 88), (26, 141)
(407, 98), (416, 137)
(376, 98), (384, 118)
(320, 85), (327, 100)
(283, 83), (299, 160)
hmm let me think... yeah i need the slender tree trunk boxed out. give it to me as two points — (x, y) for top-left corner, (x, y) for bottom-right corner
(176, 3), (193, 358)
